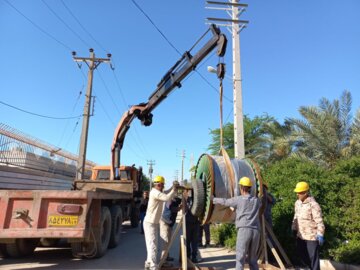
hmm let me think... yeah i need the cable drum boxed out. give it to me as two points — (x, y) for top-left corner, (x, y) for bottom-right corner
(193, 154), (265, 224)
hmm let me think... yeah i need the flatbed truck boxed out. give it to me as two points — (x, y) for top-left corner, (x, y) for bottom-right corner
(0, 24), (227, 259)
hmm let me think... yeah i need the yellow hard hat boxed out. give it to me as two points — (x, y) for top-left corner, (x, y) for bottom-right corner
(153, 175), (165, 184)
(294, 181), (309, 193)
(239, 176), (252, 187)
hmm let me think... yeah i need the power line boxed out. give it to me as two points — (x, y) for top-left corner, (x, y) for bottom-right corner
(0, 100), (82, 120)
(96, 69), (150, 158)
(131, 0), (182, 56)
(111, 70), (151, 157)
(41, 0), (92, 49)
(3, 0), (72, 51)
(130, 0), (234, 105)
(60, 0), (109, 53)
(57, 85), (84, 147)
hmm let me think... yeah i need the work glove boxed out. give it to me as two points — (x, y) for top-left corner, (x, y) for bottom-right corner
(172, 181), (180, 190)
(316, 235), (324, 246)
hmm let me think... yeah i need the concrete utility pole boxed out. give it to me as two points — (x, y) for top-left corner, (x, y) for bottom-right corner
(73, 49), (112, 180)
(180, 150), (186, 182)
(206, 0), (248, 159)
(147, 160), (155, 187)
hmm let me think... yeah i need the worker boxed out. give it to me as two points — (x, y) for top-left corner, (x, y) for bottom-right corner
(292, 181), (325, 270)
(263, 182), (276, 228)
(184, 189), (201, 263)
(144, 176), (179, 270)
(160, 195), (182, 265)
(139, 190), (149, 234)
(198, 223), (211, 248)
(211, 176), (261, 270)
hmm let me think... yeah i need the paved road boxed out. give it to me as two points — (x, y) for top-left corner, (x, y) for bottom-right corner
(0, 221), (237, 270)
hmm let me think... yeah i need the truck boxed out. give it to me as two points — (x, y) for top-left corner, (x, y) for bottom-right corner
(0, 24), (227, 259)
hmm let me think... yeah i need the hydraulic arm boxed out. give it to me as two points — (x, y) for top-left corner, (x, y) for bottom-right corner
(110, 24), (227, 180)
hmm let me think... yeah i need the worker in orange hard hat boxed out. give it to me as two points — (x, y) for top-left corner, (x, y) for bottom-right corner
(211, 176), (261, 270)
(144, 176), (179, 270)
(292, 181), (325, 270)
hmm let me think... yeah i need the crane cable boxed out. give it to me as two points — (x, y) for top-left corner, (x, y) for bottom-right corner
(216, 63), (236, 201)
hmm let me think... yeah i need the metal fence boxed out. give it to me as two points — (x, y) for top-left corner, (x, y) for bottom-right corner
(0, 123), (95, 178)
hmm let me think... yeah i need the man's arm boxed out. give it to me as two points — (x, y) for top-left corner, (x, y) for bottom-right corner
(213, 197), (238, 208)
(311, 201), (325, 236)
(291, 202), (298, 232)
(155, 188), (176, 202)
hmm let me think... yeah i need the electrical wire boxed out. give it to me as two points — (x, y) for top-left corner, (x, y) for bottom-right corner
(111, 70), (151, 157)
(0, 100), (82, 120)
(41, 0), (92, 49)
(96, 97), (147, 161)
(3, 0), (72, 51)
(96, 70), (150, 158)
(60, 0), (109, 53)
(130, 0), (234, 105)
(57, 85), (84, 147)
(131, 0), (182, 56)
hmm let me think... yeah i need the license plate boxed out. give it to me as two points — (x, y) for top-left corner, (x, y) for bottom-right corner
(48, 215), (78, 227)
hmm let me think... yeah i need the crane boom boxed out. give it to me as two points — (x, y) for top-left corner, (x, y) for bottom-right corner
(110, 24), (227, 180)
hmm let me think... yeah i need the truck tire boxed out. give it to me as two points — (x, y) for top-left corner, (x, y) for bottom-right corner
(191, 178), (205, 218)
(92, 206), (111, 258)
(108, 205), (123, 248)
(130, 206), (140, 228)
(71, 242), (83, 258)
(0, 243), (9, 258)
(6, 238), (39, 258)
(40, 238), (60, 247)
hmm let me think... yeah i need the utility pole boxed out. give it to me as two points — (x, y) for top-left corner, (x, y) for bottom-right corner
(177, 149), (186, 182)
(206, 0), (248, 159)
(73, 49), (112, 180)
(181, 150), (186, 182)
(147, 160), (155, 187)
(174, 170), (179, 182)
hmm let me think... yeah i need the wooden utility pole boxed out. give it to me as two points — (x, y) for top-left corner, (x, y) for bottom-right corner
(206, 0), (248, 159)
(73, 49), (112, 180)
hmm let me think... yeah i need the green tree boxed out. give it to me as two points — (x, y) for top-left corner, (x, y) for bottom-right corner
(288, 90), (360, 167)
(207, 114), (274, 160)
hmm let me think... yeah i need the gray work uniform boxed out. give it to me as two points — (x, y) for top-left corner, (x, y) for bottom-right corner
(213, 194), (261, 270)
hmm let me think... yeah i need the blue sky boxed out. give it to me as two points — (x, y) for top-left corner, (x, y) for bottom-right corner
(1, 0), (360, 187)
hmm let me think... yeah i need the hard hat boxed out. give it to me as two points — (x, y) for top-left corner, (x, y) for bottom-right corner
(239, 176), (252, 187)
(294, 181), (309, 193)
(153, 175), (165, 184)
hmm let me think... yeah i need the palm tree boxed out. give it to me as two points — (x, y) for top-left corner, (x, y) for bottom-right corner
(288, 90), (360, 167)
(207, 115), (274, 162)
(262, 120), (295, 164)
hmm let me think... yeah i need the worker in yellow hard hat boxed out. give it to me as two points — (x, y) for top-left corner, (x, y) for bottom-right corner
(292, 181), (325, 270)
(143, 176), (179, 270)
(211, 176), (261, 270)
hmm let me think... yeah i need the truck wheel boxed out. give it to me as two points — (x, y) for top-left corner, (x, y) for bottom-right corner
(92, 206), (111, 258)
(0, 243), (9, 258)
(191, 178), (205, 218)
(108, 205), (123, 248)
(130, 206), (140, 228)
(40, 238), (60, 247)
(6, 238), (39, 258)
(71, 242), (83, 258)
